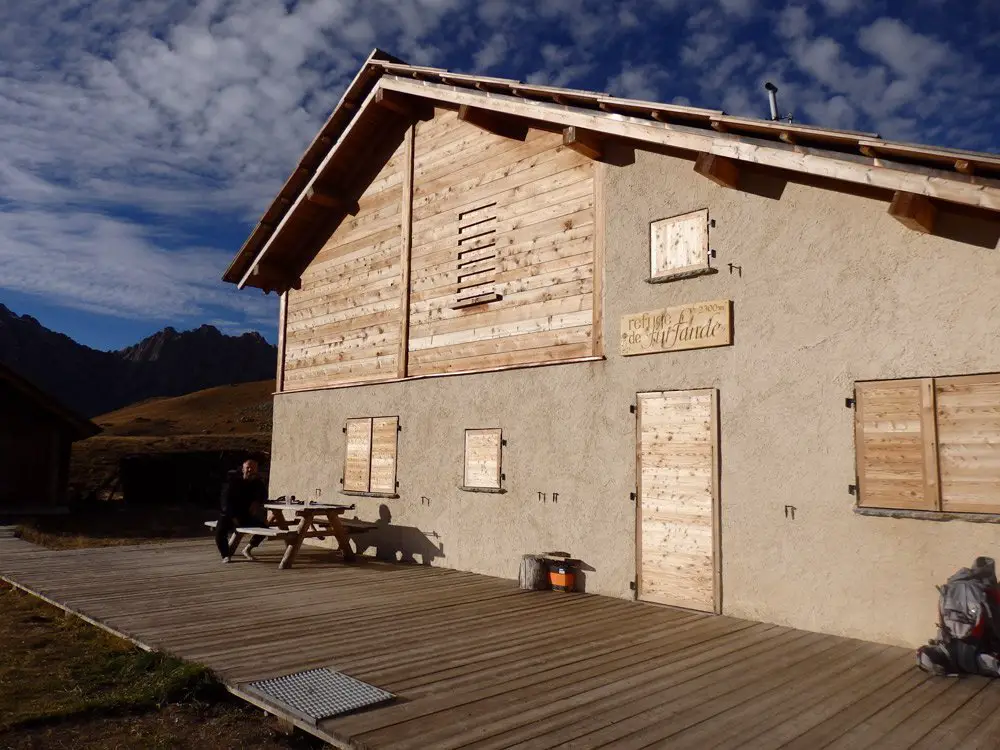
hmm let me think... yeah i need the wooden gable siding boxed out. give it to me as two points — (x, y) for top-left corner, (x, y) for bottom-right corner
(283, 140), (407, 390)
(406, 108), (595, 376)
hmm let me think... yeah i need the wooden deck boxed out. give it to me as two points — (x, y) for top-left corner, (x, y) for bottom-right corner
(3, 536), (1000, 749)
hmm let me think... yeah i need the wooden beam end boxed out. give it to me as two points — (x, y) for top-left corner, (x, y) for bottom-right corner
(955, 159), (975, 175)
(562, 126), (604, 161)
(888, 191), (936, 234)
(375, 89), (433, 120)
(457, 105), (529, 141)
(693, 152), (740, 190)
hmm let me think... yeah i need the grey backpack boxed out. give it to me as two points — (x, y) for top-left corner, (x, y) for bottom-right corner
(917, 557), (1000, 677)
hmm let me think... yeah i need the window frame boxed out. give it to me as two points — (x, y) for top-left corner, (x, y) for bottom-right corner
(341, 415), (400, 498)
(648, 208), (717, 283)
(460, 427), (505, 493)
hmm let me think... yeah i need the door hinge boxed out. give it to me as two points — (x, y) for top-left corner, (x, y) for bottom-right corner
(845, 397), (856, 408)
(629, 580), (637, 591)
(630, 404), (636, 413)
(630, 492), (637, 502)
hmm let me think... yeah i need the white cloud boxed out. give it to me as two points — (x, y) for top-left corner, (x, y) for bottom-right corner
(818, 0), (860, 15)
(717, 0), (755, 18)
(606, 64), (670, 101)
(618, 6), (640, 27)
(681, 32), (728, 66)
(0, 209), (274, 324)
(777, 5), (812, 39)
(857, 18), (953, 81)
(527, 43), (595, 89)
(474, 33), (508, 71)
(803, 95), (858, 130)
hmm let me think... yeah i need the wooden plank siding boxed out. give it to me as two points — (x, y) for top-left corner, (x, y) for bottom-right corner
(278, 106), (598, 391)
(283, 140), (407, 390)
(5, 536), (1000, 750)
(407, 109), (595, 376)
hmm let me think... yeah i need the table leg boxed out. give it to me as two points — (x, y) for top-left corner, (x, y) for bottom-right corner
(278, 513), (310, 570)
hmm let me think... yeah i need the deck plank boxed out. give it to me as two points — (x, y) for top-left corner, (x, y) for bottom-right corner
(0, 536), (986, 750)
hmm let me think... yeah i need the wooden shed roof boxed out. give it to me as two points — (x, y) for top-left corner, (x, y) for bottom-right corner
(0, 362), (101, 441)
(225, 49), (1000, 292)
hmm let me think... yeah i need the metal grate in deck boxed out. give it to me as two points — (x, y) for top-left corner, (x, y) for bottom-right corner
(245, 668), (394, 724)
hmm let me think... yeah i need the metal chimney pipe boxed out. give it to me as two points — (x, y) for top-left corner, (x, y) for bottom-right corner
(764, 81), (779, 121)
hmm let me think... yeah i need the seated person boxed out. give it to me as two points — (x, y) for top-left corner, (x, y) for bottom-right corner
(214, 459), (268, 562)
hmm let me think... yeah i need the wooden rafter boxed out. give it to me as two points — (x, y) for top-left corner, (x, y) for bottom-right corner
(693, 153), (740, 189)
(457, 104), (528, 141)
(562, 127), (603, 161)
(304, 186), (359, 215)
(888, 191), (936, 234)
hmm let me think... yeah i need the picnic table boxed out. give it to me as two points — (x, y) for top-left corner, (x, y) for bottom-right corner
(206, 501), (378, 569)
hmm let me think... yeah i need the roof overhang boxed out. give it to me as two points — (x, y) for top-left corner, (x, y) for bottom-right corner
(226, 52), (1000, 293)
(0, 363), (101, 440)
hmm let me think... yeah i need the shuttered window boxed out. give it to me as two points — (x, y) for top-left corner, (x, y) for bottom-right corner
(462, 428), (503, 491)
(649, 208), (714, 282)
(343, 416), (399, 496)
(451, 202), (503, 309)
(855, 374), (1000, 513)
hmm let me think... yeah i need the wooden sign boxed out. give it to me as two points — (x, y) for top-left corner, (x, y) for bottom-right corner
(620, 299), (732, 356)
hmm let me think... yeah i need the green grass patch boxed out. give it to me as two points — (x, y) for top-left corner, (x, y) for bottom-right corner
(0, 582), (223, 732)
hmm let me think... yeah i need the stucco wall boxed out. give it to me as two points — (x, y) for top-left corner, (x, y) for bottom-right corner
(271, 147), (1000, 648)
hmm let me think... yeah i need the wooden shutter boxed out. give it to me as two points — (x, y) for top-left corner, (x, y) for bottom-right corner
(344, 418), (372, 492)
(464, 428), (502, 489)
(936, 374), (1000, 513)
(855, 379), (939, 510)
(369, 417), (399, 495)
(650, 208), (710, 280)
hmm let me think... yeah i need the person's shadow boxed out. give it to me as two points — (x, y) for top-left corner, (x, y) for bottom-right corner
(352, 504), (444, 566)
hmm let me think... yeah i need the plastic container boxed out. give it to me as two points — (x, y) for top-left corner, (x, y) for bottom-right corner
(547, 559), (577, 592)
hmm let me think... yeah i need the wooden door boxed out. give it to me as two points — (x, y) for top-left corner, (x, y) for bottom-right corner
(636, 389), (720, 613)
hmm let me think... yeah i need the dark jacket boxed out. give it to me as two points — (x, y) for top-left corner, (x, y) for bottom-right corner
(220, 471), (267, 517)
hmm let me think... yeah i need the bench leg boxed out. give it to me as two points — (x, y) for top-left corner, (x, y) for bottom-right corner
(227, 532), (245, 557)
(329, 516), (356, 562)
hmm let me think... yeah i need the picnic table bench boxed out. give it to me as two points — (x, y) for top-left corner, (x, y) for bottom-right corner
(205, 501), (379, 569)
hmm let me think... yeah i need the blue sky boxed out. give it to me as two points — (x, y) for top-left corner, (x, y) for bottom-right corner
(1, 0), (996, 351)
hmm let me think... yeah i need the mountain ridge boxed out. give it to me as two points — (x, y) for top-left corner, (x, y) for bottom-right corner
(0, 304), (277, 417)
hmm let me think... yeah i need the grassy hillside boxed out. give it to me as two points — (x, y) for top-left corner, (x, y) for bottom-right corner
(94, 380), (275, 437)
(71, 380), (275, 497)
